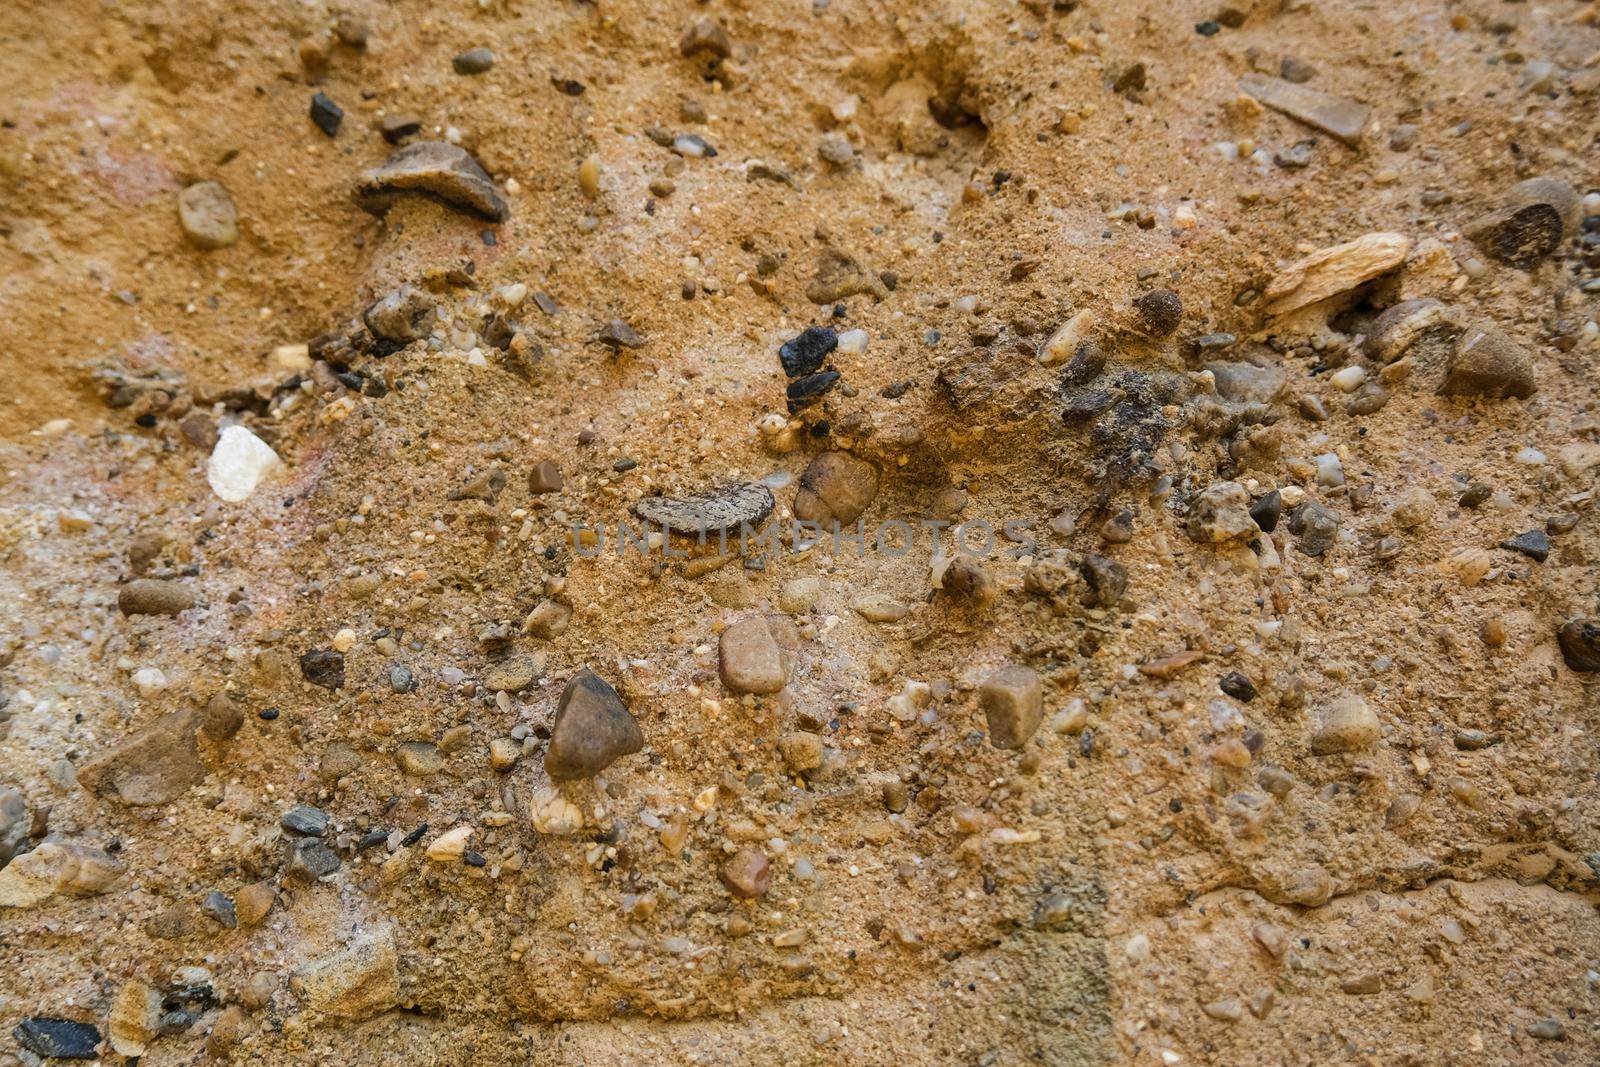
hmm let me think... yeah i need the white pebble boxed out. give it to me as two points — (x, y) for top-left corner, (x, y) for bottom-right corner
(207, 426), (281, 503)
(1314, 453), (1345, 487)
(1514, 447), (1546, 466)
(1329, 365), (1366, 392)
(836, 328), (869, 355)
(132, 667), (168, 698)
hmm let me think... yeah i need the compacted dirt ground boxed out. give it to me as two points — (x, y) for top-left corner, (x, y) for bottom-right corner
(2, 0), (1599, 1063)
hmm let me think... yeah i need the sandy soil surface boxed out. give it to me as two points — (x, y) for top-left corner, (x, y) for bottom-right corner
(2, 0), (1599, 1063)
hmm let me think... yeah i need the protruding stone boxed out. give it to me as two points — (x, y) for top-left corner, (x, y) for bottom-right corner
(1132, 289), (1182, 337)
(979, 665), (1044, 749)
(177, 181), (239, 250)
(291, 928), (399, 1021)
(1239, 73), (1370, 147)
(1557, 620), (1600, 672)
(12, 1018), (102, 1060)
(0, 842), (124, 908)
(1186, 482), (1257, 543)
(680, 17), (732, 59)
(356, 142), (509, 222)
(720, 848), (771, 898)
(234, 881), (277, 926)
(778, 732), (824, 774)
(793, 452), (878, 526)
(1286, 499), (1340, 556)
(1257, 863), (1334, 907)
(78, 709), (204, 806)
(633, 483), (775, 536)
(299, 648), (345, 690)
(118, 578), (193, 617)
(1310, 692), (1381, 754)
(1466, 176), (1578, 267)
(201, 692), (244, 742)
(1363, 299), (1459, 364)
(1263, 232), (1410, 315)
(208, 425), (281, 503)
(364, 285), (437, 344)
(545, 671), (643, 781)
(281, 804), (329, 836)
(527, 459), (563, 494)
(394, 741), (443, 777)
(779, 326), (838, 378)
(109, 979), (162, 1057)
(718, 615), (790, 694)
(1440, 324), (1537, 399)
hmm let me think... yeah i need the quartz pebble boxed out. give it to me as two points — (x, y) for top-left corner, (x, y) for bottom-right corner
(207, 425), (281, 503)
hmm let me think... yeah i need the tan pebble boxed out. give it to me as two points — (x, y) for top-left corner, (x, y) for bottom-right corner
(1309, 692), (1381, 754)
(426, 825), (473, 862)
(233, 881), (277, 927)
(109, 979), (162, 1056)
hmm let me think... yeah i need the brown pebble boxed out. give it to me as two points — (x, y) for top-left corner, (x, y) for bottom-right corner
(545, 670), (644, 781)
(118, 578), (193, 617)
(720, 848), (771, 898)
(979, 665), (1044, 749)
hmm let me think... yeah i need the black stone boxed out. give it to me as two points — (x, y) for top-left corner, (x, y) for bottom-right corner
(1219, 671), (1257, 702)
(201, 889), (237, 929)
(779, 327), (838, 377)
(1059, 342), (1106, 387)
(401, 823), (429, 847)
(285, 838), (341, 881)
(309, 92), (344, 138)
(299, 648), (345, 689)
(1132, 289), (1182, 337)
(281, 804), (330, 836)
(1195, 19), (1221, 35)
(357, 829), (390, 851)
(596, 319), (645, 350)
(1499, 529), (1550, 562)
(786, 370), (839, 408)
(1249, 490), (1281, 533)
(1557, 619), (1600, 672)
(13, 1018), (102, 1060)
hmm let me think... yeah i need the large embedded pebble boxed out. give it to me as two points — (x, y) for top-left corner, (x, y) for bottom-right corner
(118, 577), (193, 617)
(356, 141), (509, 222)
(291, 928), (399, 1021)
(719, 615), (791, 694)
(0, 842), (123, 908)
(1439, 324), (1536, 399)
(1286, 499), (1340, 556)
(364, 284), (437, 345)
(680, 17), (731, 59)
(720, 848), (771, 898)
(177, 181), (239, 250)
(1207, 362), (1286, 404)
(1186, 482), (1257, 543)
(281, 804), (329, 836)
(545, 670), (643, 781)
(1239, 73), (1370, 147)
(109, 980), (162, 1057)
(1363, 299), (1459, 364)
(12, 1018), (102, 1060)
(793, 452), (878, 526)
(528, 459), (564, 494)
(0, 786), (26, 868)
(1256, 864), (1334, 907)
(596, 319), (646, 350)
(633, 482), (774, 536)
(1465, 176), (1578, 267)
(299, 648), (345, 689)
(234, 881), (277, 927)
(78, 709), (204, 806)
(452, 47), (493, 74)
(979, 665), (1044, 749)
(207, 425), (281, 503)
(394, 741), (443, 777)
(1310, 692), (1381, 754)
(1132, 289), (1182, 337)
(1263, 232), (1409, 315)
(1557, 620), (1600, 672)
(806, 247), (887, 304)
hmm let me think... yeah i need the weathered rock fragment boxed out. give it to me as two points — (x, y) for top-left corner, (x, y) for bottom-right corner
(1239, 73), (1370, 147)
(1263, 232), (1410, 315)
(545, 671), (643, 780)
(356, 142), (509, 222)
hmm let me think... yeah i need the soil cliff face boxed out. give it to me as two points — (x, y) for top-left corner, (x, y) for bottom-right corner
(1, 0), (1598, 1063)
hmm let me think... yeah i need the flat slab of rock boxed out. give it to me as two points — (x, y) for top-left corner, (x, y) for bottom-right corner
(78, 709), (205, 806)
(632, 482), (774, 536)
(291, 928), (400, 1021)
(1240, 73), (1370, 147)
(545, 670), (643, 780)
(13, 1018), (102, 1060)
(1263, 233), (1410, 315)
(719, 615), (792, 694)
(356, 141), (509, 222)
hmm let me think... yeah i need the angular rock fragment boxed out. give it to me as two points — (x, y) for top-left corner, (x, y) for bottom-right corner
(1363, 298), (1459, 364)
(0, 841), (123, 908)
(309, 92), (343, 137)
(1439, 324), (1537, 399)
(13, 1018), (102, 1060)
(633, 482), (775, 536)
(779, 326), (837, 378)
(364, 284), (437, 344)
(596, 319), (645, 350)
(679, 18), (732, 59)
(1186, 481), (1257, 543)
(806, 247), (887, 304)
(979, 665), (1043, 749)
(545, 670), (643, 781)
(1263, 232), (1410, 315)
(720, 848), (771, 898)
(356, 141), (509, 222)
(1239, 73), (1370, 147)
(1131, 288), (1182, 337)
(1286, 499), (1340, 556)
(109, 979), (162, 1057)
(78, 710), (205, 806)
(299, 648), (345, 689)
(0, 786), (26, 868)
(291, 928), (399, 1021)
(793, 452), (878, 526)
(208, 425), (281, 503)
